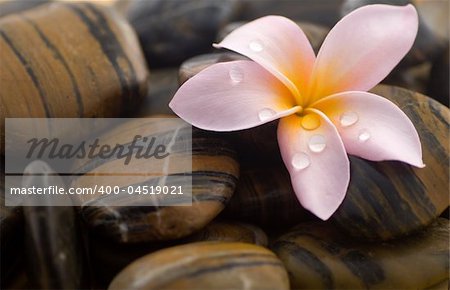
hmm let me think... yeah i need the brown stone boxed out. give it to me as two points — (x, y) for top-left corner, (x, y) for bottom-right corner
(332, 85), (449, 240)
(0, 2), (149, 152)
(221, 163), (314, 228)
(108, 242), (290, 290)
(71, 118), (239, 242)
(271, 218), (449, 289)
(88, 221), (267, 287)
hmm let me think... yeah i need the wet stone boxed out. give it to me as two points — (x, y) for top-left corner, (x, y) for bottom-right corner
(71, 118), (239, 243)
(0, 2), (149, 152)
(88, 221), (267, 287)
(108, 242), (290, 290)
(271, 218), (449, 289)
(22, 161), (86, 289)
(332, 85), (449, 240)
(341, 0), (447, 67)
(126, 0), (242, 67)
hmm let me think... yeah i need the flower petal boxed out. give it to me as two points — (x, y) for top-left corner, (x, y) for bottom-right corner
(214, 15), (316, 99)
(313, 91), (424, 167)
(277, 110), (350, 220)
(308, 4), (418, 102)
(169, 60), (299, 131)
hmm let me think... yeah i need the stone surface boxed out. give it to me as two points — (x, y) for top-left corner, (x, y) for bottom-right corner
(237, 0), (342, 27)
(383, 62), (431, 96)
(137, 68), (179, 116)
(0, 0), (49, 17)
(22, 161), (86, 289)
(71, 118), (239, 242)
(331, 85), (449, 240)
(0, 171), (24, 288)
(184, 221), (268, 246)
(428, 45), (449, 107)
(222, 163), (314, 228)
(271, 218), (449, 289)
(126, 0), (242, 67)
(108, 242), (290, 290)
(88, 221), (267, 287)
(0, 2), (149, 152)
(341, 0), (447, 67)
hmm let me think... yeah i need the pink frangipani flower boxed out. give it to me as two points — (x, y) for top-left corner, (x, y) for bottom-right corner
(170, 4), (424, 220)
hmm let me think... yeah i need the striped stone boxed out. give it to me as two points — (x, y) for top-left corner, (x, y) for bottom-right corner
(89, 221), (267, 287)
(0, 2), (149, 151)
(108, 242), (289, 290)
(71, 118), (239, 243)
(222, 164), (313, 228)
(271, 218), (449, 289)
(185, 221), (268, 246)
(332, 85), (449, 240)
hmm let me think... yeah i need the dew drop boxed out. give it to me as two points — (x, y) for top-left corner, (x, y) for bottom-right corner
(308, 135), (326, 153)
(258, 108), (277, 121)
(249, 40), (264, 52)
(358, 130), (371, 142)
(339, 111), (358, 127)
(229, 66), (244, 84)
(301, 114), (321, 130)
(291, 152), (310, 170)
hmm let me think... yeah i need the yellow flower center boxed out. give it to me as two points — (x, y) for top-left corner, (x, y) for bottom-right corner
(301, 113), (321, 130)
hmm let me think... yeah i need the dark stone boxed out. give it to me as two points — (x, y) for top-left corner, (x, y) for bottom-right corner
(428, 46), (449, 107)
(271, 218), (449, 289)
(332, 85), (449, 240)
(237, 0), (343, 27)
(126, 0), (242, 68)
(22, 161), (86, 289)
(221, 162), (314, 228)
(137, 68), (180, 116)
(0, 171), (25, 288)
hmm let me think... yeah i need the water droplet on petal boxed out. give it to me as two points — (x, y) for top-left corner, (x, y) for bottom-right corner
(249, 40), (264, 52)
(358, 129), (371, 142)
(258, 108), (276, 122)
(308, 135), (326, 153)
(339, 111), (358, 127)
(301, 114), (321, 130)
(292, 152), (310, 170)
(229, 66), (244, 84)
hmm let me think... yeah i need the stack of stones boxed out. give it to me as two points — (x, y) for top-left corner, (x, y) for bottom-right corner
(1, 0), (448, 289)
